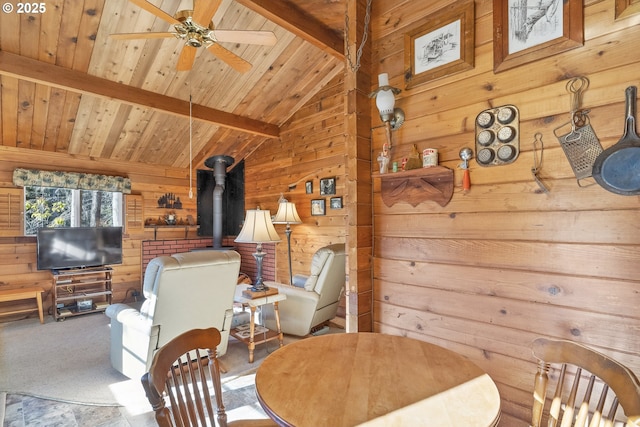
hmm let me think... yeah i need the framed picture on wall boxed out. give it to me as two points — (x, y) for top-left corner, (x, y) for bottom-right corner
(493, 0), (583, 73)
(403, 0), (475, 89)
(305, 181), (313, 194)
(330, 197), (343, 209)
(320, 177), (336, 195)
(311, 199), (326, 216)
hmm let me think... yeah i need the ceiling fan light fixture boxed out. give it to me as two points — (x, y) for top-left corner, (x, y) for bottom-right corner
(187, 32), (203, 48)
(172, 10), (216, 48)
(174, 25), (188, 36)
(115, 2), (269, 72)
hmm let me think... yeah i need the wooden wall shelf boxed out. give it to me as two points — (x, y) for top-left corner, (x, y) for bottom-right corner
(145, 225), (199, 240)
(374, 166), (454, 207)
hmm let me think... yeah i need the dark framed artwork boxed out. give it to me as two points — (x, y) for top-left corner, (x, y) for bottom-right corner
(403, 0), (475, 89)
(493, 0), (583, 73)
(305, 180), (313, 194)
(330, 197), (343, 209)
(319, 177), (336, 195)
(311, 199), (326, 216)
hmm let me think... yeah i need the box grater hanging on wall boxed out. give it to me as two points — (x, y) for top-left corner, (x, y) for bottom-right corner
(553, 77), (604, 187)
(475, 104), (520, 167)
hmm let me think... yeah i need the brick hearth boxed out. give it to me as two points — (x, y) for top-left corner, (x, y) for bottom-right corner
(141, 236), (275, 283)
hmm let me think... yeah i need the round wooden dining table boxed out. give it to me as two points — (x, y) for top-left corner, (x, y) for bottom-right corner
(255, 333), (501, 427)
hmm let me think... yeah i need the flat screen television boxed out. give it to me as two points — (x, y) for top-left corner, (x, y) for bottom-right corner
(36, 226), (123, 271)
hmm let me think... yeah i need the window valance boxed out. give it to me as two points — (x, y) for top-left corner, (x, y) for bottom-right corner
(12, 168), (131, 194)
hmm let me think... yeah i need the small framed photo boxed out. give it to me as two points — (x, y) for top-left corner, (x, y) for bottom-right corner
(330, 197), (343, 209)
(305, 181), (313, 194)
(311, 199), (326, 216)
(320, 177), (336, 195)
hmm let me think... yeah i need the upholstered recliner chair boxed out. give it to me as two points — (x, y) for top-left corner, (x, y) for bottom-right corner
(261, 243), (346, 336)
(105, 250), (240, 379)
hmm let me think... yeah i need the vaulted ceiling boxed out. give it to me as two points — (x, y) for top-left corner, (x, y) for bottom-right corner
(0, 0), (347, 170)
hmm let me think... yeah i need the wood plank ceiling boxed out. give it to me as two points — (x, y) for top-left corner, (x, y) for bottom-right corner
(0, 0), (346, 169)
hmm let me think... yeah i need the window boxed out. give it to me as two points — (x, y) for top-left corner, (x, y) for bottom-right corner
(24, 186), (122, 235)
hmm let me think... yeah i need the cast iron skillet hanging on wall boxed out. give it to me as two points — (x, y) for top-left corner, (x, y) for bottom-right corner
(592, 86), (640, 195)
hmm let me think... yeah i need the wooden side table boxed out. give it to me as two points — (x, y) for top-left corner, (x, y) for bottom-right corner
(231, 286), (286, 363)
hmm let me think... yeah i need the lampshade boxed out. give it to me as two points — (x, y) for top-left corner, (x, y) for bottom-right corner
(235, 208), (281, 243)
(375, 73), (396, 120)
(273, 201), (302, 225)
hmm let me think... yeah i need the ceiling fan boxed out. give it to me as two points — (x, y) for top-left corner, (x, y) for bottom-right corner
(110, 0), (277, 73)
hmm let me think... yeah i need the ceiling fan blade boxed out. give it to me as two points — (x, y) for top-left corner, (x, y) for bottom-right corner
(213, 30), (277, 46)
(192, 0), (222, 25)
(207, 44), (252, 73)
(128, 0), (180, 25)
(110, 32), (176, 40)
(177, 45), (198, 71)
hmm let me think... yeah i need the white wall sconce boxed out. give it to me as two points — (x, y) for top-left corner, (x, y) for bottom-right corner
(369, 73), (405, 135)
(369, 73), (405, 173)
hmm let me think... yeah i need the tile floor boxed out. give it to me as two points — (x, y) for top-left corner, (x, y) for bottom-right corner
(2, 374), (267, 427)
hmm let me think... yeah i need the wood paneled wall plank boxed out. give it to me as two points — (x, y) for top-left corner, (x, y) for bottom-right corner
(376, 210), (640, 244)
(374, 258), (640, 320)
(375, 236), (640, 282)
(1, 76), (19, 146)
(375, 280), (640, 351)
(16, 81), (35, 149)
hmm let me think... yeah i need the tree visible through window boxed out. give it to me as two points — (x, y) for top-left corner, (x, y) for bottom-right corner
(24, 186), (122, 235)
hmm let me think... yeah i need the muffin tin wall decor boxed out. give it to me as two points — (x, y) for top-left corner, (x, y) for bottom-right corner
(475, 104), (520, 167)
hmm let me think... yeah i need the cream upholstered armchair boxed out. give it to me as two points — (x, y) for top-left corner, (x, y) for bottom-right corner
(261, 243), (346, 336)
(106, 250), (240, 379)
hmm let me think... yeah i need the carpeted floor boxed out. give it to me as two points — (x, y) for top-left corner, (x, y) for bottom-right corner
(0, 312), (343, 426)
(0, 312), (287, 406)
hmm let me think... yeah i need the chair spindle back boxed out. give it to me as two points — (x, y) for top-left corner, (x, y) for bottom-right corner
(531, 338), (640, 427)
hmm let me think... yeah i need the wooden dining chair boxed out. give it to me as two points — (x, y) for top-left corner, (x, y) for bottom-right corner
(531, 338), (640, 427)
(141, 327), (277, 427)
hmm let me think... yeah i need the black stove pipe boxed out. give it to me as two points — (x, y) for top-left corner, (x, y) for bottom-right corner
(204, 155), (234, 249)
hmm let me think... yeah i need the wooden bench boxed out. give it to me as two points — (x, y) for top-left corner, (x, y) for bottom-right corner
(0, 286), (45, 324)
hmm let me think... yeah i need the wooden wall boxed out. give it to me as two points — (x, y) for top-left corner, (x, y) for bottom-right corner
(370, 0), (640, 425)
(244, 74), (348, 286)
(0, 143), (278, 320)
(0, 71), (351, 319)
(1, 1), (638, 423)
(0, 145), (201, 317)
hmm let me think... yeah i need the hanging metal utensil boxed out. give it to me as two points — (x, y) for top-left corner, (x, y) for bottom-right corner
(531, 132), (549, 193)
(592, 86), (640, 195)
(553, 77), (603, 186)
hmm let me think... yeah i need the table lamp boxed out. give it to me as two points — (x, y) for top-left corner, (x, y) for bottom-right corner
(235, 207), (281, 292)
(273, 197), (302, 285)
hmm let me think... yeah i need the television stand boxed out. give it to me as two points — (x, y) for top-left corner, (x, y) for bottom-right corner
(51, 267), (112, 321)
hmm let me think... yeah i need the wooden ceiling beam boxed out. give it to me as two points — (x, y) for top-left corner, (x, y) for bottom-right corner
(236, 0), (345, 60)
(0, 51), (280, 139)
